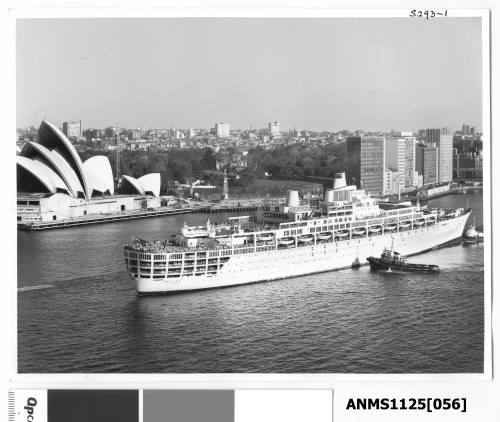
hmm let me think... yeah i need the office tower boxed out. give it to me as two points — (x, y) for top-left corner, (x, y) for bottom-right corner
(437, 127), (452, 183)
(62, 121), (82, 138)
(416, 145), (439, 185)
(425, 127), (452, 183)
(346, 136), (361, 187)
(104, 127), (118, 138)
(404, 137), (416, 188)
(215, 123), (230, 138)
(426, 128), (440, 145)
(268, 121), (281, 138)
(360, 136), (385, 194)
(385, 137), (405, 192)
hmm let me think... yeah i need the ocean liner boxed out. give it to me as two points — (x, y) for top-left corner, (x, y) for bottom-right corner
(123, 173), (470, 295)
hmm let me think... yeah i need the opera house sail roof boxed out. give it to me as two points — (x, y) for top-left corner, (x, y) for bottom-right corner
(121, 173), (161, 198)
(17, 120), (161, 199)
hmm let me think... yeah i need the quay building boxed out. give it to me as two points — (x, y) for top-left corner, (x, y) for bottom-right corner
(17, 120), (161, 223)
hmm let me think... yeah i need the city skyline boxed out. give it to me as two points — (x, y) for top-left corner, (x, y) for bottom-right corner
(17, 18), (482, 131)
(17, 119), (481, 135)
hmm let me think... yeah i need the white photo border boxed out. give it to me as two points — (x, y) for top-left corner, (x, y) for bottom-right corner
(3, 6), (493, 389)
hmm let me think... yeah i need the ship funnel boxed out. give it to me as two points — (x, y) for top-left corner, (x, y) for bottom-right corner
(325, 189), (334, 203)
(286, 190), (300, 207)
(333, 172), (347, 190)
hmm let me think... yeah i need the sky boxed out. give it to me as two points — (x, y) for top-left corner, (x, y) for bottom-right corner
(16, 18), (483, 132)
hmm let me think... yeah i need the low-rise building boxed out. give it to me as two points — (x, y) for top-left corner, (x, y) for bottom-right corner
(17, 193), (161, 223)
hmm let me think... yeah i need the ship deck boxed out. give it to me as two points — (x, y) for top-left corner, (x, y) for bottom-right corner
(124, 206), (465, 255)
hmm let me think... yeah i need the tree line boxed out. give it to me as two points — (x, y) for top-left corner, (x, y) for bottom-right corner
(79, 142), (348, 191)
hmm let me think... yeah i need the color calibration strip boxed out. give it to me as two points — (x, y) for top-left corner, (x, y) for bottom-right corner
(8, 389), (333, 422)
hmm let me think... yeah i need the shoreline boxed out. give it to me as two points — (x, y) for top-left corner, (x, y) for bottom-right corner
(17, 185), (483, 231)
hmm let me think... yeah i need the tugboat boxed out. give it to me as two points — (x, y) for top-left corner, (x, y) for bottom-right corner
(367, 248), (440, 273)
(462, 217), (484, 243)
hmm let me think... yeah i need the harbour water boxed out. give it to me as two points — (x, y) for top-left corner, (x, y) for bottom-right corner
(17, 191), (485, 373)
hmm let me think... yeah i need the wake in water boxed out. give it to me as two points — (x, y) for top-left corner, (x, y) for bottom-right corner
(18, 284), (54, 292)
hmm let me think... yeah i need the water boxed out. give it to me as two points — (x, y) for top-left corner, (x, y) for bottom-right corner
(17, 191), (485, 373)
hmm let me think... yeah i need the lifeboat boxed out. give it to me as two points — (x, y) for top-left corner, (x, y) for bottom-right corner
(335, 230), (349, 238)
(278, 237), (295, 246)
(414, 219), (425, 226)
(384, 223), (397, 231)
(368, 225), (382, 234)
(426, 217), (435, 224)
(399, 220), (411, 229)
(352, 227), (366, 236)
(298, 234), (314, 243)
(317, 232), (333, 241)
(257, 233), (274, 241)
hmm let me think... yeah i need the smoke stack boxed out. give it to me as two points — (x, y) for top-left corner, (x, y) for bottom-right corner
(286, 190), (299, 207)
(333, 172), (346, 190)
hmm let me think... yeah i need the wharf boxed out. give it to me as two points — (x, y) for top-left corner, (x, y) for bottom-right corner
(18, 206), (194, 231)
(18, 201), (260, 231)
(385, 185), (482, 204)
(193, 204), (259, 213)
(429, 185), (482, 199)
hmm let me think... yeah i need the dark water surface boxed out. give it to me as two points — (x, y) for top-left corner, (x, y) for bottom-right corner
(17, 192), (485, 373)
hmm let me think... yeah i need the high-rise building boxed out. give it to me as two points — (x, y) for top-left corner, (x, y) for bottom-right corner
(360, 136), (385, 194)
(268, 121), (280, 138)
(415, 146), (423, 175)
(416, 145), (439, 185)
(104, 127), (118, 138)
(215, 123), (230, 138)
(62, 121), (81, 139)
(83, 128), (101, 142)
(437, 127), (452, 183)
(169, 128), (184, 139)
(425, 127), (452, 183)
(384, 137), (405, 193)
(346, 136), (361, 187)
(404, 137), (416, 188)
(460, 124), (477, 136)
(425, 128), (440, 145)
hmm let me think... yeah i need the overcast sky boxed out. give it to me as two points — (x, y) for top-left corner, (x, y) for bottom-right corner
(17, 18), (482, 132)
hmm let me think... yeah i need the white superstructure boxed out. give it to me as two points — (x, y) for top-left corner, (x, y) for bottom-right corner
(124, 173), (471, 295)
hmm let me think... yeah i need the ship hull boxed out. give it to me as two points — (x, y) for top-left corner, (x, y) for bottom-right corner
(130, 212), (470, 295)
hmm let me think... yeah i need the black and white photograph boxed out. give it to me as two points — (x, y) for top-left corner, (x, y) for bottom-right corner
(15, 14), (488, 374)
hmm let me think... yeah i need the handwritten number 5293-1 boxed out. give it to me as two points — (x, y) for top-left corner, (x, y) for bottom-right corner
(409, 10), (448, 19)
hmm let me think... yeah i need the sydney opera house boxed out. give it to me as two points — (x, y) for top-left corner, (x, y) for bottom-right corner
(17, 120), (161, 223)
